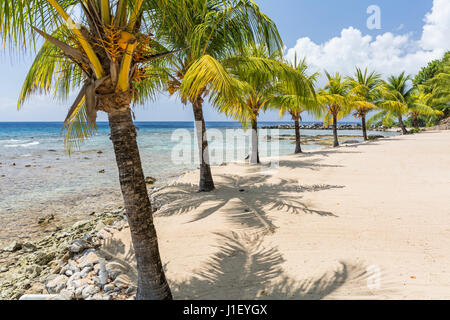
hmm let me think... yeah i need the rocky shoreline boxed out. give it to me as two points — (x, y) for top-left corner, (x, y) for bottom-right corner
(260, 123), (390, 131)
(0, 208), (127, 300)
(0, 187), (166, 300)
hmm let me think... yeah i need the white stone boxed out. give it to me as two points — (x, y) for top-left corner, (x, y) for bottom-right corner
(69, 239), (89, 253)
(59, 289), (75, 300)
(98, 261), (108, 286)
(67, 260), (80, 273)
(105, 262), (122, 280)
(82, 285), (99, 299)
(95, 221), (106, 232)
(103, 284), (115, 292)
(2, 241), (22, 252)
(72, 220), (90, 229)
(74, 287), (84, 299)
(45, 275), (68, 294)
(113, 274), (132, 289)
(72, 279), (89, 290)
(97, 230), (111, 239)
(80, 266), (93, 277)
(19, 294), (67, 300)
(79, 250), (101, 268)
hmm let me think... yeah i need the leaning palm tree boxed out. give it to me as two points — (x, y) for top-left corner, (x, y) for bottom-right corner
(1, 0), (175, 300)
(375, 72), (413, 135)
(275, 57), (320, 153)
(346, 67), (382, 140)
(149, 0), (282, 190)
(318, 72), (351, 147)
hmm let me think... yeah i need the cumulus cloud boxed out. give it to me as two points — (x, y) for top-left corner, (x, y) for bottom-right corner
(420, 0), (450, 50)
(285, 0), (450, 86)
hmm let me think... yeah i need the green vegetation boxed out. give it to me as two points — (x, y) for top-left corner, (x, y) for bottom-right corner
(412, 51), (450, 126)
(346, 68), (382, 140)
(276, 56), (320, 153)
(205, 46), (315, 163)
(317, 72), (352, 147)
(150, 0), (281, 189)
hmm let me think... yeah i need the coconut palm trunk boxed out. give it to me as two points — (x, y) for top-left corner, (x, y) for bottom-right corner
(192, 98), (215, 192)
(411, 115), (420, 129)
(250, 117), (260, 164)
(108, 108), (172, 300)
(332, 113), (339, 147)
(293, 116), (302, 154)
(361, 113), (368, 141)
(397, 114), (408, 134)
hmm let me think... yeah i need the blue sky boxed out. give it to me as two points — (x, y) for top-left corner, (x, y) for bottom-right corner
(0, 0), (448, 122)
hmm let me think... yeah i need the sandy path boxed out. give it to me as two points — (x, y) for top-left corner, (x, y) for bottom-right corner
(109, 131), (450, 300)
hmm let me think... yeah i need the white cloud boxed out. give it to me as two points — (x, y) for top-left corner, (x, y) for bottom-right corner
(420, 0), (450, 50)
(285, 0), (450, 86)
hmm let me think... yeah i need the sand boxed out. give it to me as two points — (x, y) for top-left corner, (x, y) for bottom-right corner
(108, 130), (450, 300)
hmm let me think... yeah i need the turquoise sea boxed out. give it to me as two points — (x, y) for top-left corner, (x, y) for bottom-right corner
(0, 121), (398, 245)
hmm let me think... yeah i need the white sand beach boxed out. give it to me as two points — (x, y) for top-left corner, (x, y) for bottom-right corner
(100, 130), (450, 300)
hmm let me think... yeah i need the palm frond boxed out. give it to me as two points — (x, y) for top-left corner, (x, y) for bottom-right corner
(180, 54), (243, 105)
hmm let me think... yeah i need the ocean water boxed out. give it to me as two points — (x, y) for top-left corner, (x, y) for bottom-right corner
(0, 121), (398, 245)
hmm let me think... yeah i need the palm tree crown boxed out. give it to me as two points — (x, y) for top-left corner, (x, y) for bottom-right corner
(205, 44), (315, 163)
(1, 0), (193, 300)
(274, 56), (320, 153)
(346, 67), (382, 140)
(371, 72), (413, 134)
(318, 71), (351, 147)
(149, 0), (282, 189)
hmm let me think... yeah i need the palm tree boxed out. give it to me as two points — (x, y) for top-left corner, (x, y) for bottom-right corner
(408, 90), (443, 128)
(346, 68), (382, 140)
(275, 57), (320, 153)
(202, 45), (314, 164)
(375, 72), (413, 135)
(369, 89), (442, 129)
(1, 0), (175, 300)
(429, 52), (450, 117)
(369, 74), (443, 131)
(150, 0), (282, 189)
(226, 46), (282, 165)
(318, 72), (351, 147)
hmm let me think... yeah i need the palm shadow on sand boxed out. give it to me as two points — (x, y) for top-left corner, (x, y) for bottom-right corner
(97, 236), (138, 285)
(153, 174), (343, 233)
(170, 232), (375, 300)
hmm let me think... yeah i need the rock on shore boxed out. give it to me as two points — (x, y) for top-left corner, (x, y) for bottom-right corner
(0, 208), (137, 300)
(426, 117), (450, 131)
(260, 123), (389, 131)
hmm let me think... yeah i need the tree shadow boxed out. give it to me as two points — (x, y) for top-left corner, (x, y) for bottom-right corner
(99, 234), (138, 284)
(170, 232), (376, 300)
(287, 148), (361, 157)
(277, 159), (345, 171)
(153, 174), (342, 234)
